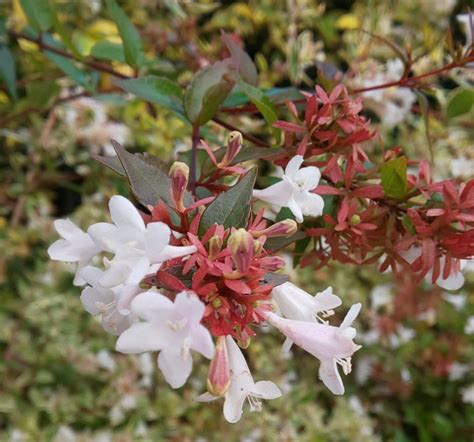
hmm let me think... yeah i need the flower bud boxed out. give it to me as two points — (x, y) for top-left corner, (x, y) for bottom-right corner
(208, 235), (223, 260)
(169, 162), (189, 211)
(220, 131), (243, 166)
(207, 336), (230, 397)
(349, 214), (361, 226)
(228, 228), (255, 274)
(253, 219), (298, 238)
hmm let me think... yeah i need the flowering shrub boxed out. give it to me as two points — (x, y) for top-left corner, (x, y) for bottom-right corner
(1, 0), (473, 438)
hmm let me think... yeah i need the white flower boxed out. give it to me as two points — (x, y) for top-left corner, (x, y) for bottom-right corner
(465, 316), (474, 335)
(80, 266), (135, 335)
(253, 155), (324, 222)
(370, 284), (392, 311)
(272, 282), (342, 352)
(448, 362), (470, 381)
(87, 195), (196, 288)
(400, 246), (465, 291)
(442, 293), (467, 311)
(196, 336), (282, 423)
(457, 14), (473, 51)
(262, 303), (361, 395)
(461, 384), (474, 404)
(116, 290), (214, 389)
(48, 219), (100, 286)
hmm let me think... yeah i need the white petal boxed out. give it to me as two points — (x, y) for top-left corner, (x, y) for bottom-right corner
(340, 303), (362, 330)
(48, 239), (81, 262)
(287, 197), (304, 223)
(125, 256), (151, 285)
(194, 392), (219, 403)
(225, 336), (251, 375)
(80, 286), (113, 315)
(54, 219), (83, 239)
(152, 244), (197, 263)
(313, 287), (342, 312)
(253, 179), (295, 206)
(319, 358), (344, 395)
(100, 260), (131, 287)
(293, 191), (324, 218)
(79, 266), (102, 286)
(191, 325), (215, 359)
(87, 223), (118, 253)
(293, 166), (321, 191)
(131, 290), (173, 321)
(284, 155), (304, 179)
(144, 222), (171, 260)
(116, 322), (165, 353)
(109, 195), (145, 230)
(436, 271), (465, 291)
(158, 350), (193, 388)
(174, 291), (205, 324)
(116, 284), (142, 315)
(281, 337), (294, 354)
(223, 380), (247, 423)
(253, 381), (282, 399)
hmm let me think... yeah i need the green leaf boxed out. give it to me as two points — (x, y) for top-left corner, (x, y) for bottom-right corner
(106, 0), (144, 69)
(93, 155), (126, 176)
(0, 46), (17, 100)
(114, 76), (183, 113)
(293, 236), (311, 267)
(198, 168), (257, 235)
(222, 32), (258, 86)
(265, 231), (307, 253)
(20, 0), (54, 32)
(381, 156), (407, 199)
(26, 81), (60, 108)
(446, 88), (474, 119)
(239, 82), (278, 127)
(184, 61), (235, 125)
(111, 140), (175, 206)
(275, 207), (295, 222)
(90, 40), (125, 63)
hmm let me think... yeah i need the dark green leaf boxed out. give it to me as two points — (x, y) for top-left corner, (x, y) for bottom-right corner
(112, 140), (174, 206)
(20, 0), (54, 32)
(0, 46), (17, 100)
(381, 156), (407, 199)
(114, 76), (183, 113)
(198, 167), (257, 235)
(222, 32), (258, 86)
(106, 0), (144, 69)
(293, 236), (311, 267)
(446, 88), (474, 119)
(90, 40), (125, 63)
(184, 61), (235, 125)
(93, 155), (126, 176)
(265, 231), (307, 253)
(275, 207), (295, 222)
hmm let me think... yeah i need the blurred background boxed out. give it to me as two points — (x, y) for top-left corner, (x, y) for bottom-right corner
(1, 0), (473, 440)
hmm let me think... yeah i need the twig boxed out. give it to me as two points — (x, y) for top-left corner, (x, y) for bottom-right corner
(189, 124), (199, 195)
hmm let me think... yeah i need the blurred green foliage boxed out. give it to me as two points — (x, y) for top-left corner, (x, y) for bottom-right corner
(0, 0), (473, 440)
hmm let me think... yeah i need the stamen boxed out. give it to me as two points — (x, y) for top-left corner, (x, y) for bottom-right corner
(336, 357), (352, 375)
(247, 395), (262, 412)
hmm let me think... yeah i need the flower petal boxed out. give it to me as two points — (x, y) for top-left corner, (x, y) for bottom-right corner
(293, 166), (321, 191)
(152, 244), (197, 263)
(116, 322), (165, 353)
(48, 239), (81, 262)
(253, 381), (282, 399)
(223, 380), (247, 423)
(191, 325), (215, 359)
(313, 287), (342, 311)
(253, 179), (295, 206)
(339, 303), (362, 330)
(130, 290), (173, 322)
(158, 350), (193, 388)
(284, 155), (304, 179)
(109, 195), (145, 230)
(293, 191), (324, 218)
(194, 392), (219, 403)
(436, 271), (465, 291)
(144, 222), (171, 260)
(54, 219), (83, 239)
(319, 358), (344, 395)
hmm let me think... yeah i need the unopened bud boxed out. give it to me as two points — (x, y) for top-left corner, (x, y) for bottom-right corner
(208, 235), (223, 260)
(253, 219), (298, 238)
(228, 228), (255, 274)
(207, 336), (230, 397)
(220, 131), (243, 166)
(169, 162), (189, 211)
(259, 255), (286, 271)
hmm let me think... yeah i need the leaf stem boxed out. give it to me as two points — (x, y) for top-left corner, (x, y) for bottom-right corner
(189, 124), (200, 196)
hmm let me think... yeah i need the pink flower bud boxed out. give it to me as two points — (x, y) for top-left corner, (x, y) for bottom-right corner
(259, 255), (286, 271)
(208, 234), (223, 260)
(220, 131), (243, 166)
(169, 162), (189, 211)
(207, 336), (230, 396)
(253, 219), (298, 238)
(228, 228), (255, 274)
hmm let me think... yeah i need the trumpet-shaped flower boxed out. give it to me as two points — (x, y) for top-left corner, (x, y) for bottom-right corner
(116, 290), (214, 388)
(47, 219), (100, 286)
(80, 266), (135, 335)
(196, 336), (281, 423)
(253, 155), (324, 222)
(87, 195), (196, 288)
(262, 303), (361, 395)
